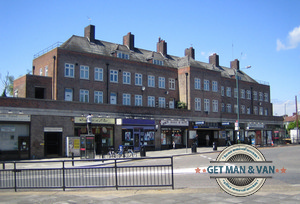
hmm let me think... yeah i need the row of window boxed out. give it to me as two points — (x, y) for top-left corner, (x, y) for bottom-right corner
(117, 51), (164, 66)
(194, 98), (269, 116)
(65, 88), (269, 115)
(194, 78), (269, 102)
(65, 64), (176, 89)
(65, 88), (175, 108)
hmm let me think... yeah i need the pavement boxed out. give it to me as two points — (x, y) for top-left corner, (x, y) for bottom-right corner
(1, 145), (300, 203)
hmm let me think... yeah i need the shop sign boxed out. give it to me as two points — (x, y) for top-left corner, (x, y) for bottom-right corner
(161, 120), (189, 126)
(0, 114), (31, 122)
(74, 117), (115, 124)
(222, 122), (230, 126)
(44, 127), (63, 132)
(195, 121), (205, 125)
(247, 122), (265, 129)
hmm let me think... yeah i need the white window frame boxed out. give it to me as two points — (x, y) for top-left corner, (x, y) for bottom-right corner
(65, 88), (73, 101)
(117, 51), (129, 59)
(158, 77), (165, 89)
(94, 91), (103, 104)
(204, 80), (210, 91)
(221, 103), (225, 112)
(135, 73), (142, 86)
(234, 88), (238, 98)
(148, 96), (155, 107)
(39, 68), (43, 76)
(169, 78), (175, 90)
(45, 66), (48, 76)
(221, 86), (225, 96)
(80, 65), (89, 80)
(195, 98), (201, 111)
(246, 90), (251, 99)
(253, 91), (258, 100)
(148, 75), (155, 87)
(212, 81), (218, 92)
(159, 97), (165, 108)
(135, 95), (142, 106)
(123, 71), (131, 84)
(110, 92), (117, 104)
(153, 59), (163, 66)
(264, 93), (269, 102)
(227, 104), (232, 113)
(110, 70), (118, 83)
(169, 99), (175, 109)
(259, 107), (264, 115)
(123, 93), (131, 106)
(226, 87), (231, 97)
(204, 99), (210, 112)
(195, 78), (201, 90)
(65, 63), (75, 78)
(80, 89), (89, 103)
(241, 105), (246, 114)
(212, 100), (218, 112)
(241, 89), (245, 99)
(95, 68), (103, 81)
(259, 92), (263, 101)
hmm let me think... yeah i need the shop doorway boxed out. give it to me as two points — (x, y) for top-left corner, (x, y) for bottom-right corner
(44, 132), (62, 157)
(197, 130), (214, 147)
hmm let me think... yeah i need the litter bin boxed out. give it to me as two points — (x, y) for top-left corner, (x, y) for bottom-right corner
(213, 142), (217, 151)
(191, 143), (197, 153)
(140, 146), (146, 157)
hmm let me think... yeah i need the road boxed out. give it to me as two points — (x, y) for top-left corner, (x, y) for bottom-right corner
(0, 145), (299, 203)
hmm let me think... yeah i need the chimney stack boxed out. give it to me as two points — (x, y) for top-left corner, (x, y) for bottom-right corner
(230, 59), (240, 70)
(209, 53), (219, 67)
(123, 32), (135, 50)
(185, 47), (195, 59)
(84, 25), (95, 42)
(157, 37), (167, 56)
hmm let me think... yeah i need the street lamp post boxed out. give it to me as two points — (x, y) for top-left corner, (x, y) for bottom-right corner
(235, 65), (251, 143)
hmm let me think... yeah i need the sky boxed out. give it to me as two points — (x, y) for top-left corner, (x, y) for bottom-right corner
(0, 0), (299, 116)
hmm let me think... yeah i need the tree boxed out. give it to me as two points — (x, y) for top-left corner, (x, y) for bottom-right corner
(287, 121), (300, 132)
(1, 72), (14, 97)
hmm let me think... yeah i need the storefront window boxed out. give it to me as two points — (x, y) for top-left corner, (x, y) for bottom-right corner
(161, 128), (183, 146)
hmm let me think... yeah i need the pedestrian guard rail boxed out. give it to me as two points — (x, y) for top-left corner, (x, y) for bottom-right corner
(0, 157), (174, 191)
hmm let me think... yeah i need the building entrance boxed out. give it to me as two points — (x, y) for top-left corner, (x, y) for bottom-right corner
(44, 132), (62, 157)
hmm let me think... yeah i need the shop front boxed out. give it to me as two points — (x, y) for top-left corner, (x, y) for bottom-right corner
(121, 119), (155, 151)
(246, 122), (265, 146)
(0, 114), (31, 160)
(193, 121), (219, 147)
(74, 117), (115, 155)
(160, 119), (188, 150)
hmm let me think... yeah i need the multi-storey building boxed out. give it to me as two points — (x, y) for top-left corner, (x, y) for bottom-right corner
(0, 25), (283, 160)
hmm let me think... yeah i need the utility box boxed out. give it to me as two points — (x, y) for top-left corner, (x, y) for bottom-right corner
(80, 134), (95, 159)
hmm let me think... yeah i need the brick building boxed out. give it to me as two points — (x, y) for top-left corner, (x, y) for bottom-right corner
(0, 25), (283, 160)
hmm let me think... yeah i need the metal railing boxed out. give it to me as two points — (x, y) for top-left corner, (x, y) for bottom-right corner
(33, 42), (62, 59)
(0, 157), (174, 191)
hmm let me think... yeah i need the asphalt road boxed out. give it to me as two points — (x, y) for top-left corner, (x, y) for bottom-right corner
(1, 145), (300, 203)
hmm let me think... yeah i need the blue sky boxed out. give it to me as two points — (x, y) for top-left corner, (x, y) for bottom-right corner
(0, 0), (299, 116)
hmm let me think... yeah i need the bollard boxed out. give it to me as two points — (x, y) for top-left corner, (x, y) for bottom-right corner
(213, 142), (217, 151)
(72, 153), (74, 166)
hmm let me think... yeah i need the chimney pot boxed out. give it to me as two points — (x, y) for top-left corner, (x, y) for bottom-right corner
(84, 25), (95, 42)
(157, 38), (167, 56)
(230, 59), (240, 70)
(123, 32), (135, 50)
(185, 47), (195, 59)
(209, 53), (219, 67)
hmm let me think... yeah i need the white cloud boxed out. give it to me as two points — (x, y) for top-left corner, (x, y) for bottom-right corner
(277, 25), (300, 51)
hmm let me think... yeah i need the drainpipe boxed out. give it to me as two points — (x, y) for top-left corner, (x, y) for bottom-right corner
(106, 63), (109, 104)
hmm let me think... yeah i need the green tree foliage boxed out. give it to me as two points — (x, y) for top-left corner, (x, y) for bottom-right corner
(287, 120), (300, 132)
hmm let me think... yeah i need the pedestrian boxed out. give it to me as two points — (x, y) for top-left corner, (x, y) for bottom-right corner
(172, 141), (175, 149)
(226, 134), (231, 146)
(206, 134), (210, 146)
(86, 113), (93, 134)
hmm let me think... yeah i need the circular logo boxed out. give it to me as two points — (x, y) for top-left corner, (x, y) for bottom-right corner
(214, 144), (266, 197)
